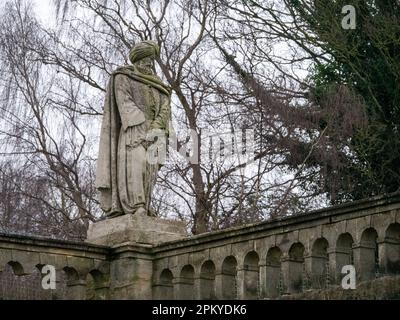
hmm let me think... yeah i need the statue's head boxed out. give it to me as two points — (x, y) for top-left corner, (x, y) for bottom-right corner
(129, 40), (160, 75)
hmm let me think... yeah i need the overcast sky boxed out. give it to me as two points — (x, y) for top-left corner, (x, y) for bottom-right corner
(32, 0), (54, 26)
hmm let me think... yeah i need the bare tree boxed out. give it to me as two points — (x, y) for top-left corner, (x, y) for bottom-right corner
(0, 0), (100, 240)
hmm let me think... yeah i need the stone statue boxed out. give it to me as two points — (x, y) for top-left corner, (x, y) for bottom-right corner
(95, 40), (171, 218)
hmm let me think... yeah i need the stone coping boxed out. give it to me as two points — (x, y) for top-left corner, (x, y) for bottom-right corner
(153, 191), (400, 251)
(0, 232), (110, 254)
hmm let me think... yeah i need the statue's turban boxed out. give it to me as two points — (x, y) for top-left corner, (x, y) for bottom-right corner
(129, 40), (160, 64)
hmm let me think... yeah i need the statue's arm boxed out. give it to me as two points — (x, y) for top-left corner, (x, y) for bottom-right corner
(151, 94), (170, 134)
(114, 74), (146, 131)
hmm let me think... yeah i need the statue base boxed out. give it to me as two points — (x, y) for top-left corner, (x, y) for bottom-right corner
(86, 212), (187, 246)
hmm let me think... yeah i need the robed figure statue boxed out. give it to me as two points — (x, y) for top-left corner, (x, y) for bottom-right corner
(95, 40), (171, 218)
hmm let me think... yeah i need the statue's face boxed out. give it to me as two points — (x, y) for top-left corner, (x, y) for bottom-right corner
(135, 56), (155, 74)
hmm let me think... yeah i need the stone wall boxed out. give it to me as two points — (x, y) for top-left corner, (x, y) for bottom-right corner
(1, 192), (400, 299)
(0, 233), (110, 299)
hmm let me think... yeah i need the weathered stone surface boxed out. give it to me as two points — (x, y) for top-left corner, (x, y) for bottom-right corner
(86, 212), (187, 247)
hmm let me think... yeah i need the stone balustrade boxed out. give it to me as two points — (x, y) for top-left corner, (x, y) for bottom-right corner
(1, 192), (400, 299)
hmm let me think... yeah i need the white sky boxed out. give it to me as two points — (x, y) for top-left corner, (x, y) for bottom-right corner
(32, 0), (55, 26)
(0, 0), (53, 25)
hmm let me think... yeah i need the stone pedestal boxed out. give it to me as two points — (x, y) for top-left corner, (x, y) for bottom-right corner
(86, 213), (187, 247)
(85, 213), (187, 299)
(108, 245), (154, 299)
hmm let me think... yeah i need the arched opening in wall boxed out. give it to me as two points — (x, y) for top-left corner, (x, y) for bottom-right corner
(63, 266), (86, 300)
(335, 233), (354, 284)
(360, 228), (379, 281)
(177, 265), (195, 300)
(86, 270), (108, 300)
(200, 260), (216, 300)
(265, 246), (282, 298)
(311, 238), (329, 289)
(63, 266), (79, 283)
(8, 261), (25, 276)
(243, 251), (260, 299)
(155, 269), (174, 300)
(384, 223), (400, 274)
(288, 242), (305, 294)
(221, 256), (237, 299)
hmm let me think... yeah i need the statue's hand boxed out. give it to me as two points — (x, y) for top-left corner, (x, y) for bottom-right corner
(140, 138), (154, 150)
(140, 130), (164, 149)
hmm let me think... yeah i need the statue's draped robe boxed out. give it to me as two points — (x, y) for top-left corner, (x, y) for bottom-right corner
(95, 66), (171, 216)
